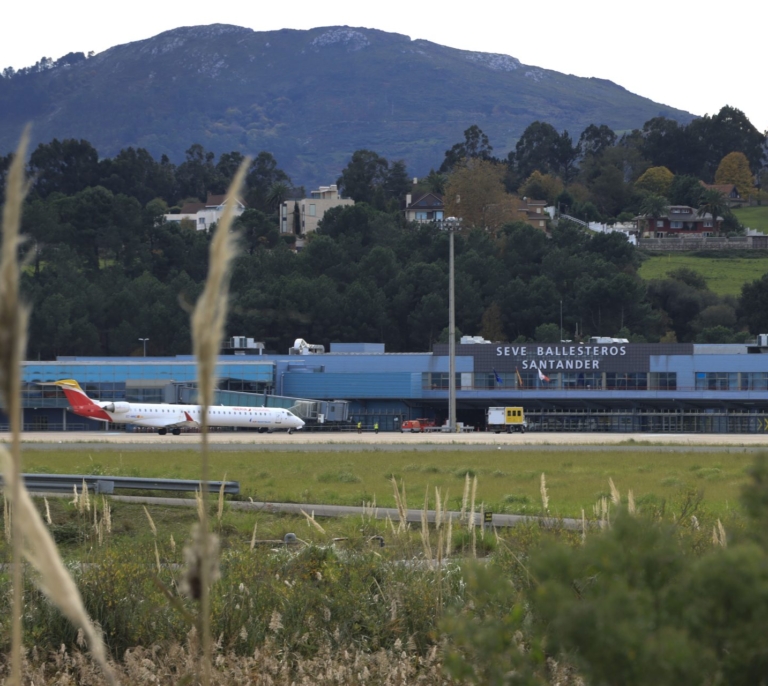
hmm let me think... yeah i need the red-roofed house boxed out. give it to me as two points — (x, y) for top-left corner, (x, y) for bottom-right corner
(404, 192), (444, 223)
(700, 182), (743, 207)
(638, 205), (723, 238)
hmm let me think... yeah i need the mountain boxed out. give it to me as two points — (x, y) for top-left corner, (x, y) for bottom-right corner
(0, 25), (694, 188)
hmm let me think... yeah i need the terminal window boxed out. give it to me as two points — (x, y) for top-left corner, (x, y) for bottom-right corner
(606, 373), (648, 390)
(650, 372), (677, 390)
(740, 372), (768, 391)
(696, 372), (737, 391)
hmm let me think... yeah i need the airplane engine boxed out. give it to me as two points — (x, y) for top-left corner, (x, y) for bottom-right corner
(102, 402), (131, 413)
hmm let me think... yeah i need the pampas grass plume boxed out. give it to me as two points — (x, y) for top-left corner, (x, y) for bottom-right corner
(0, 446), (117, 685)
(609, 477), (620, 506)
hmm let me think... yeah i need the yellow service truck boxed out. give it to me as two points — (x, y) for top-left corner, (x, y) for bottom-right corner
(487, 406), (527, 433)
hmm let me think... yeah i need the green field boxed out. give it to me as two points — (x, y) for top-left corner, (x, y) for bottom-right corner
(22, 447), (759, 520)
(734, 205), (768, 233)
(638, 253), (768, 295)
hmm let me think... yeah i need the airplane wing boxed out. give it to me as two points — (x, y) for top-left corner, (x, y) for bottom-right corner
(131, 411), (199, 430)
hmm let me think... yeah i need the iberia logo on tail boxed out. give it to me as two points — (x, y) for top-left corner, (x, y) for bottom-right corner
(52, 379), (113, 421)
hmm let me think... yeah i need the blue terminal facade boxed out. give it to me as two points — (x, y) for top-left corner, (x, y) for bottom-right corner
(7, 340), (768, 433)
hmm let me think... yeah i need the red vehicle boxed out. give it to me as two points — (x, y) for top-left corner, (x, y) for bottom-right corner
(400, 418), (435, 433)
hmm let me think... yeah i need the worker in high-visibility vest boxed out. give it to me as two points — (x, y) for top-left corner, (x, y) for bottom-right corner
(374, 422), (379, 434)
(357, 421), (362, 433)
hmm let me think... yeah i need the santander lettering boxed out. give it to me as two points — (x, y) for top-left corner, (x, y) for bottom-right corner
(495, 345), (627, 371)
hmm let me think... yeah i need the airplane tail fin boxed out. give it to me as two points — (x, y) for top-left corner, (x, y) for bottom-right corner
(52, 379), (101, 414)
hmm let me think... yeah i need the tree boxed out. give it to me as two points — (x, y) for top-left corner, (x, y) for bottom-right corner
(245, 152), (291, 212)
(512, 121), (561, 179)
(479, 303), (505, 342)
(579, 124), (617, 160)
(698, 189), (727, 233)
(98, 147), (176, 205)
(175, 144), (218, 201)
(739, 273), (768, 334)
(384, 160), (412, 203)
(28, 138), (100, 198)
(519, 171), (564, 204)
(669, 174), (704, 207)
(444, 159), (518, 230)
(640, 116), (690, 173)
(553, 130), (579, 184)
(534, 323), (561, 342)
(715, 151), (754, 198)
(336, 149), (389, 207)
(707, 105), (766, 174)
(440, 125), (494, 173)
(635, 166), (675, 197)
(638, 194), (669, 233)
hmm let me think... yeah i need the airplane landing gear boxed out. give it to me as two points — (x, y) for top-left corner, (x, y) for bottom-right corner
(158, 428), (167, 436)
(288, 429), (293, 435)
(172, 428), (181, 436)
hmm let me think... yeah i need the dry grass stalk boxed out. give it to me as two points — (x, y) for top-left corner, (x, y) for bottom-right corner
(3, 494), (11, 542)
(434, 487), (442, 529)
(442, 490), (449, 529)
(217, 477), (226, 525)
(155, 542), (162, 575)
(628, 489), (636, 515)
(460, 473), (470, 522)
(143, 505), (157, 537)
(0, 446), (117, 685)
(581, 508), (586, 544)
(189, 158), (248, 686)
(540, 473), (549, 512)
(391, 477), (408, 532)
(609, 478), (621, 506)
(0, 128), (49, 686)
(445, 513), (453, 558)
(102, 496), (111, 534)
(468, 476), (477, 532)
(44, 497), (52, 525)
(420, 488), (432, 565)
(195, 487), (205, 523)
(300, 508), (327, 534)
(249, 521), (257, 550)
(170, 534), (176, 553)
(80, 479), (90, 514)
(713, 519), (727, 548)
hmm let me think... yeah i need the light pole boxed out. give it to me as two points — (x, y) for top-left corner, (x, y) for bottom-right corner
(445, 217), (460, 432)
(138, 338), (149, 357)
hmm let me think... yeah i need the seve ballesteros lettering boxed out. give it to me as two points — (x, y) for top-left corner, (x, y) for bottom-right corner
(496, 345), (627, 371)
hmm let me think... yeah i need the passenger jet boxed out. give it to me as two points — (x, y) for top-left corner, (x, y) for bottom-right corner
(52, 379), (305, 435)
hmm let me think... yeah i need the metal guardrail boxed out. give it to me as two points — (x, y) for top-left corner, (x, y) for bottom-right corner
(0, 474), (240, 495)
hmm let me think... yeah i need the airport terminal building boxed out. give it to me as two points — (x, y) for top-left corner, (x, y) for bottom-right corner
(9, 338), (768, 433)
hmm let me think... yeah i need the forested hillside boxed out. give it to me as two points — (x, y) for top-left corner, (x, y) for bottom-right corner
(2, 104), (766, 360)
(0, 24), (694, 187)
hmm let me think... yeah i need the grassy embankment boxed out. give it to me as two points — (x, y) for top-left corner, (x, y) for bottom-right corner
(1, 447), (761, 677)
(638, 253), (768, 295)
(733, 205), (768, 233)
(22, 447), (757, 520)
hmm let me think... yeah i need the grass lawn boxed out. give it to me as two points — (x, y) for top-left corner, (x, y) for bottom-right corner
(734, 205), (768, 233)
(638, 253), (768, 295)
(21, 447), (759, 520)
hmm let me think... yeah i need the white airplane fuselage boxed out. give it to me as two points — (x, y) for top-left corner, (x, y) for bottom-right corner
(53, 379), (305, 435)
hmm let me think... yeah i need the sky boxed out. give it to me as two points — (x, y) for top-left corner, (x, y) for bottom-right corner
(4, 0), (766, 134)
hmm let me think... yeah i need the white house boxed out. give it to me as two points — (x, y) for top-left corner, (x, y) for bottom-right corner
(164, 194), (247, 231)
